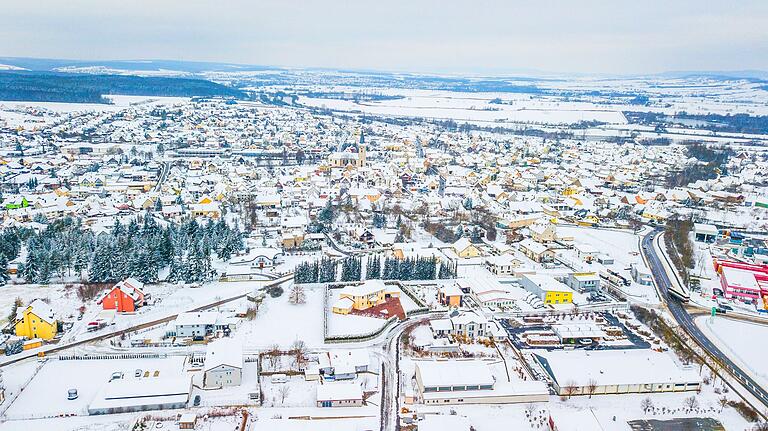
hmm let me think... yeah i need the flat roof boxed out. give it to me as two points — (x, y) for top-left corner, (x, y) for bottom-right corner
(722, 266), (760, 290)
(89, 376), (191, 412)
(416, 360), (495, 388)
(316, 382), (363, 401)
(535, 350), (702, 387)
(552, 323), (606, 339)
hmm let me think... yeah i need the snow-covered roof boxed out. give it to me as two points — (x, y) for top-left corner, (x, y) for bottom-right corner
(536, 350), (702, 387)
(204, 338), (243, 371)
(316, 382), (363, 401)
(175, 311), (219, 327)
(416, 360), (495, 388)
(19, 299), (55, 324)
(338, 279), (387, 297)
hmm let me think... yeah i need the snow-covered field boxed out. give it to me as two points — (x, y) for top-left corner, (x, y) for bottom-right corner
(298, 93), (626, 126)
(697, 315), (768, 389)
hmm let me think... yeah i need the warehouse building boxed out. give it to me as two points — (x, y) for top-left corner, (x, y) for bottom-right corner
(88, 376), (192, 415)
(413, 360), (548, 405)
(535, 350), (702, 396)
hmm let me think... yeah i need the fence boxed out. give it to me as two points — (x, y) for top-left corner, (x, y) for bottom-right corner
(58, 353), (168, 361)
(496, 302), (629, 319)
(325, 316), (399, 344)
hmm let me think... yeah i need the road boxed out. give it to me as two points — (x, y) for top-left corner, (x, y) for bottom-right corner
(641, 229), (768, 407)
(378, 316), (430, 431)
(153, 160), (170, 192)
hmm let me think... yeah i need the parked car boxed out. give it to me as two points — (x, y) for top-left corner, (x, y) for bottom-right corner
(135, 369), (143, 378)
(193, 395), (201, 406)
(67, 389), (78, 400)
(110, 371), (124, 382)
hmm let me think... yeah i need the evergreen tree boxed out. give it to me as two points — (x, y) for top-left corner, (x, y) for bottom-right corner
(0, 253), (9, 286)
(366, 256), (381, 279)
(318, 257), (337, 283)
(383, 257), (399, 280)
(340, 257), (361, 282)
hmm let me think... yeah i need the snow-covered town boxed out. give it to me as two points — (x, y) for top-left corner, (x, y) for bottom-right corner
(1, 3), (768, 431)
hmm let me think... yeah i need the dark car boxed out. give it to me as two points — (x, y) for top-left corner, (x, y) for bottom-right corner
(193, 395), (201, 406)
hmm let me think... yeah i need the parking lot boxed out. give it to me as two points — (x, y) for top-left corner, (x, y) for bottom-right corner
(499, 311), (652, 351)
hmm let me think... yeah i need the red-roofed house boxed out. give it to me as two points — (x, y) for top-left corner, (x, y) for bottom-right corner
(100, 278), (147, 313)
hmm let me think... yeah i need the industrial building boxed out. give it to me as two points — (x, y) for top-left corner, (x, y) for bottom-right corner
(535, 350), (702, 396)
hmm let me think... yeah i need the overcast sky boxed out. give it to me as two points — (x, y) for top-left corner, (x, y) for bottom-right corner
(1, 0), (767, 75)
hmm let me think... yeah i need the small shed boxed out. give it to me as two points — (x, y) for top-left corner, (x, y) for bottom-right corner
(179, 413), (197, 429)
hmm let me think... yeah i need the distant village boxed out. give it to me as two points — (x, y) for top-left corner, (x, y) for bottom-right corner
(0, 93), (767, 431)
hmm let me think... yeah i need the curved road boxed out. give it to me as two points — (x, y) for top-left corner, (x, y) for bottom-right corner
(641, 229), (768, 408)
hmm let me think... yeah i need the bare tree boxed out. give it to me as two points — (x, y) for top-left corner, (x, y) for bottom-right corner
(525, 403), (536, 418)
(563, 381), (579, 399)
(278, 384), (290, 404)
(291, 339), (307, 370)
(718, 396), (728, 413)
(288, 284), (306, 304)
(683, 395), (699, 411)
(267, 343), (281, 369)
(586, 379), (598, 398)
(641, 397), (654, 413)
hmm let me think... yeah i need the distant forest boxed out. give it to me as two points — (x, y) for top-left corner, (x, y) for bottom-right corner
(0, 71), (245, 103)
(624, 110), (768, 135)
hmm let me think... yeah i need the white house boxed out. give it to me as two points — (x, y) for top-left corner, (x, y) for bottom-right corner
(203, 339), (243, 388)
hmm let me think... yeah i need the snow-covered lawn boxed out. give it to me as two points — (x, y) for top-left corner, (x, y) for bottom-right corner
(0, 282), (85, 325)
(260, 374), (318, 407)
(234, 285), (325, 349)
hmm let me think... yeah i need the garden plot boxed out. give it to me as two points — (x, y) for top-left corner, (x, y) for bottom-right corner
(260, 374), (319, 407)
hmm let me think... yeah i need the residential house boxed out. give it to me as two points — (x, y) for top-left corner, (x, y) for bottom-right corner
(332, 280), (400, 314)
(452, 237), (482, 258)
(99, 278), (147, 313)
(14, 299), (57, 340)
(203, 339), (243, 388)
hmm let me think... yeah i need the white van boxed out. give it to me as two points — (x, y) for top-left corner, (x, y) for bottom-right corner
(271, 373), (288, 384)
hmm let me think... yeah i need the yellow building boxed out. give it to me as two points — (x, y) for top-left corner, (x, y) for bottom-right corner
(452, 238), (482, 258)
(543, 289), (573, 305)
(14, 299), (57, 340)
(522, 274), (574, 306)
(332, 280), (400, 314)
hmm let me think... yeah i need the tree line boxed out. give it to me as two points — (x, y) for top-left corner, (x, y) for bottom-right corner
(294, 255), (456, 284)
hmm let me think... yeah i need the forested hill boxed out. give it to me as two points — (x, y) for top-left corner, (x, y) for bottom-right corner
(0, 71), (246, 103)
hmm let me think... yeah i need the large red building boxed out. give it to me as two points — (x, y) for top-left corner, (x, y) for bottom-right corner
(99, 278), (147, 313)
(715, 260), (768, 305)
